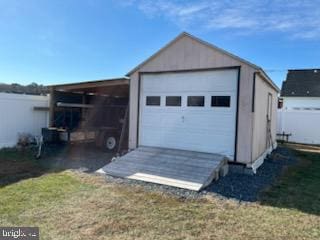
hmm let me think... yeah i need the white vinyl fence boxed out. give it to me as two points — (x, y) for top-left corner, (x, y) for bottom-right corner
(277, 110), (320, 144)
(0, 93), (49, 148)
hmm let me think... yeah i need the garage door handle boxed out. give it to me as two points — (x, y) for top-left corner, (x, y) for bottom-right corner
(182, 116), (185, 122)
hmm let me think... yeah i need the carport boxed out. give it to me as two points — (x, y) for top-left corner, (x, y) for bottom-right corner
(48, 78), (129, 152)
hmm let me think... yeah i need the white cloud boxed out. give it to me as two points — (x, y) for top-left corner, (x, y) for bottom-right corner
(118, 0), (320, 39)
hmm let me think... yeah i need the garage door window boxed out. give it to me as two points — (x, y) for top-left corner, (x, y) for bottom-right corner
(146, 96), (161, 106)
(187, 96), (205, 107)
(211, 96), (230, 107)
(166, 96), (181, 106)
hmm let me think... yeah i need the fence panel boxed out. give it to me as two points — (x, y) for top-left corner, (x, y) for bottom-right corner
(0, 93), (49, 148)
(277, 110), (320, 144)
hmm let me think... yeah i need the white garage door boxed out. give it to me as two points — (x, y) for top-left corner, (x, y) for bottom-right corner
(139, 69), (238, 159)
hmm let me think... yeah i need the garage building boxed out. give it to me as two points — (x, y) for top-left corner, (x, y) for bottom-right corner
(94, 32), (280, 190)
(126, 33), (279, 171)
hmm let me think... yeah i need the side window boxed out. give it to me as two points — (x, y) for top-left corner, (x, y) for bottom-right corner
(187, 96), (205, 107)
(146, 96), (160, 106)
(211, 96), (231, 107)
(166, 96), (181, 106)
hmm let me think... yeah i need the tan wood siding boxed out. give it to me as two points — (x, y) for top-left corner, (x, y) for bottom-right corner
(252, 74), (278, 161)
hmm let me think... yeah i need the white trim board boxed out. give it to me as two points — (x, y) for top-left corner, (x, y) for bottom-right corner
(248, 142), (277, 174)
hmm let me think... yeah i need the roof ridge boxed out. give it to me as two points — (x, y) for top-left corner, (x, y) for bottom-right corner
(126, 32), (263, 76)
(180, 32), (261, 70)
(126, 32), (279, 91)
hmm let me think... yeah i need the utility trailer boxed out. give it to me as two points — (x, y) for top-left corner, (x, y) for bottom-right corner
(50, 103), (128, 152)
(45, 102), (128, 151)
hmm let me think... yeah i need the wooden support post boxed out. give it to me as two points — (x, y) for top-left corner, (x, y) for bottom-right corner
(49, 87), (56, 127)
(81, 93), (87, 128)
(117, 104), (129, 154)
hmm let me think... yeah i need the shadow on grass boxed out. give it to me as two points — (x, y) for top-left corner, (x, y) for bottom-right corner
(259, 145), (320, 216)
(0, 144), (114, 187)
(40, 143), (114, 172)
(0, 147), (63, 187)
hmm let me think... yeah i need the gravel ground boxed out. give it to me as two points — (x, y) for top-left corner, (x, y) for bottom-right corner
(205, 146), (297, 202)
(103, 146), (297, 202)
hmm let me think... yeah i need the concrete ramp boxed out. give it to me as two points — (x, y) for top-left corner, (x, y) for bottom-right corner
(98, 146), (228, 191)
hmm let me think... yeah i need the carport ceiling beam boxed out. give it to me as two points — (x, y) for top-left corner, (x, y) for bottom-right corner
(54, 79), (129, 91)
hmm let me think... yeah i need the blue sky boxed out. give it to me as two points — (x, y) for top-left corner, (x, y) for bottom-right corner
(0, 0), (320, 87)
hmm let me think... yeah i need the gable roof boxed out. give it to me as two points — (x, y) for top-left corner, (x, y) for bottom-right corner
(126, 32), (279, 92)
(126, 32), (260, 75)
(281, 69), (320, 97)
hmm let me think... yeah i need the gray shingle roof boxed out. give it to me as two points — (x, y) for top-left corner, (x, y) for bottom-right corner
(281, 69), (320, 97)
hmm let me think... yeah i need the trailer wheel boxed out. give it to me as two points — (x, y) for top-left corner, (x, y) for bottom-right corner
(105, 135), (117, 151)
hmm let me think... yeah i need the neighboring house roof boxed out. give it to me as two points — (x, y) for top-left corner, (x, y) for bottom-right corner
(126, 32), (279, 92)
(281, 69), (320, 97)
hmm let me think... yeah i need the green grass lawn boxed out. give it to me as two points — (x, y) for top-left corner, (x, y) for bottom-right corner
(0, 145), (319, 240)
(261, 146), (320, 216)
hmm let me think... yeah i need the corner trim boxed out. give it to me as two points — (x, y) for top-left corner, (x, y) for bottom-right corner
(128, 76), (131, 150)
(252, 72), (256, 112)
(136, 73), (142, 148)
(234, 66), (241, 162)
(248, 141), (277, 174)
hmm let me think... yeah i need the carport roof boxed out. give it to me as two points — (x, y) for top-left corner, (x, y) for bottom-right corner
(49, 77), (129, 96)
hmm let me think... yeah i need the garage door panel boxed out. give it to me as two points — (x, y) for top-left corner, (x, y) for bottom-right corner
(141, 130), (234, 156)
(182, 114), (235, 127)
(142, 115), (235, 134)
(143, 70), (238, 93)
(141, 125), (234, 136)
(140, 132), (235, 156)
(139, 69), (237, 159)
